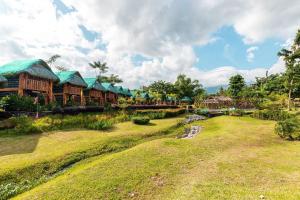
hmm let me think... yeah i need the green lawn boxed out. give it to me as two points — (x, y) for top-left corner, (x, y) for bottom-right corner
(14, 116), (300, 200)
(0, 117), (183, 199)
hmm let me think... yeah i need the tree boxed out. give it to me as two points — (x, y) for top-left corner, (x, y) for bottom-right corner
(174, 74), (204, 99)
(100, 74), (123, 84)
(46, 54), (69, 71)
(278, 29), (300, 110)
(148, 80), (175, 101)
(47, 54), (61, 66)
(89, 61), (108, 78)
(228, 74), (246, 101)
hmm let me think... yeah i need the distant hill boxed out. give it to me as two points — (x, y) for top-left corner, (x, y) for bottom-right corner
(205, 85), (228, 94)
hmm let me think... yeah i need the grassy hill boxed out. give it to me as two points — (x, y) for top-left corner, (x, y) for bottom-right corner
(14, 116), (300, 200)
(0, 117), (183, 199)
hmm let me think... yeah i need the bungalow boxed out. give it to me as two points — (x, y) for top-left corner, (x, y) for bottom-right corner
(0, 59), (59, 104)
(122, 87), (132, 98)
(203, 96), (233, 109)
(131, 90), (150, 104)
(115, 86), (125, 98)
(53, 71), (87, 106)
(0, 75), (7, 88)
(180, 96), (192, 105)
(102, 82), (118, 104)
(83, 78), (106, 106)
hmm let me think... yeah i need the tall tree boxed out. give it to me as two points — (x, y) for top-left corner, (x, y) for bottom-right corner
(174, 74), (204, 99)
(148, 80), (175, 101)
(278, 29), (300, 110)
(47, 54), (61, 66)
(46, 54), (68, 71)
(89, 61), (109, 78)
(100, 74), (123, 84)
(228, 74), (246, 101)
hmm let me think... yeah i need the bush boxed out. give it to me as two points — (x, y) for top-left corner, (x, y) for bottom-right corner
(275, 117), (300, 140)
(0, 94), (35, 112)
(194, 108), (209, 116)
(135, 108), (185, 119)
(228, 109), (245, 116)
(10, 115), (41, 134)
(86, 119), (114, 130)
(132, 116), (150, 125)
(251, 109), (293, 121)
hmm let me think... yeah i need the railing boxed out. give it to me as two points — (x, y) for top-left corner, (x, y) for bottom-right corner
(90, 90), (103, 98)
(64, 85), (81, 95)
(25, 77), (49, 92)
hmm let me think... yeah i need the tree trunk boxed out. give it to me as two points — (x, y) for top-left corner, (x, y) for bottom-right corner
(288, 79), (294, 111)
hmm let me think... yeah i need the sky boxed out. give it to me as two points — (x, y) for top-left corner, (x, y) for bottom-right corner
(0, 0), (299, 89)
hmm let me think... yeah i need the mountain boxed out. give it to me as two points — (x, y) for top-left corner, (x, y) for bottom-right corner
(205, 85), (228, 94)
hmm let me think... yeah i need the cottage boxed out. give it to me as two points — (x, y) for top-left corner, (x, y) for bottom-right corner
(131, 91), (150, 104)
(115, 86), (125, 98)
(203, 96), (233, 109)
(0, 75), (7, 88)
(102, 82), (118, 104)
(180, 96), (192, 104)
(53, 71), (87, 106)
(0, 59), (59, 104)
(83, 78), (106, 106)
(122, 87), (132, 98)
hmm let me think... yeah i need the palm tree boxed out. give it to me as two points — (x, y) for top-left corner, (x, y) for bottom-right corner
(89, 61), (108, 78)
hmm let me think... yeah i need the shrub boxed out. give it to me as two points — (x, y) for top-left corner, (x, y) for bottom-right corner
(0, 94), (35, 112)
(132, 116), (150, 125)
(229, 109), (245, 116)
(86, 120), (114, 130)
(135, 108), (185, 119)
(194, 108), (209, 116)
(251, 109), (293, 121)
(10, 115), (41, 134)
(275, 117), (300, 140)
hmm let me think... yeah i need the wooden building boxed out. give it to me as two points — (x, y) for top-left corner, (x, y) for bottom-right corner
(203, 96), (233, 109)
(0, 59), (59, 104)
(53, 71), (87, 106)
(83, 78), (106, 106)
(102, 83), (118, 104)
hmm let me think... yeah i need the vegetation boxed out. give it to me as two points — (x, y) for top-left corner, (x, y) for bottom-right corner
(14, 117), (300, 200)
(89, 61), (123, 84)
(132, 116), (150, 125)
(278, 29), (300, 110)
(251, 109), (293, 121)
(275, 117), (300, 140)
(0, 117), (183, 199)
(0, 94), (35, 112)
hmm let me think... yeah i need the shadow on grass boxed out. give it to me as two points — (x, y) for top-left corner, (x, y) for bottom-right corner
(0, 133), (41, 156)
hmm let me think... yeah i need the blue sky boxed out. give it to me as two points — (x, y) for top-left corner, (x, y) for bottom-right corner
(0, 0), (298, 88)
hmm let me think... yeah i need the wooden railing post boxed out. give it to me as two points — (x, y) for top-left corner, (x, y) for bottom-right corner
(18, 73), (25, 96)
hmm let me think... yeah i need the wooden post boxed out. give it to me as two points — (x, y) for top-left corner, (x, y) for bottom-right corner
(80, 88), (84, 106)
(18, 73), (25, 96)
(63, 84), (67, 105)
(49, 81), (53, 103)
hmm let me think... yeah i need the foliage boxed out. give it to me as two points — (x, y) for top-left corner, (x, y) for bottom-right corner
(0, 94), (35, 112)
(134, 108), (185, 119)
(86, 120), (113, 130)
(194, 108), (209, 116)
(117, 97), (128, 111)
(251, 109), (293, 121)
(99, 74), (123, 84)
(275, 117), (300, 140)
(228, 74), (246, 100)
(278, 29), (300, 110)
(132, 116), (150, 125)
(103, 102), (112, 112)
(148, 80), (175, 101)
(89, 61), (108, 77)
(228, 109), (245, 116)
(9, 115), (41, 134)
(174, 74), (205, 99)
(193, 92), (207, 108)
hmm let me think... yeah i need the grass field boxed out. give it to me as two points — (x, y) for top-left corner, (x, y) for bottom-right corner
(14, 116), (300, 200)
(0, 117), (183, 199)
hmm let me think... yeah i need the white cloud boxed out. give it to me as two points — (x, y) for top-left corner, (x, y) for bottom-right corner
(246, 46), (259, 62)
(0, 0), (297, 89)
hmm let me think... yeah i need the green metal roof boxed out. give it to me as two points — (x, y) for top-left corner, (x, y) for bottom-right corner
(0, 75), (7, 83)
(56, 71), (87, 87)
(131, 90), (149, 99)
(181, 96), (192, 102)
(102, 82), (117, 93)
(84, 78), (106, 91)
(122, 87), (132, 97)
(0, 59), (59, 81)
(115, 86), (124, 95)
